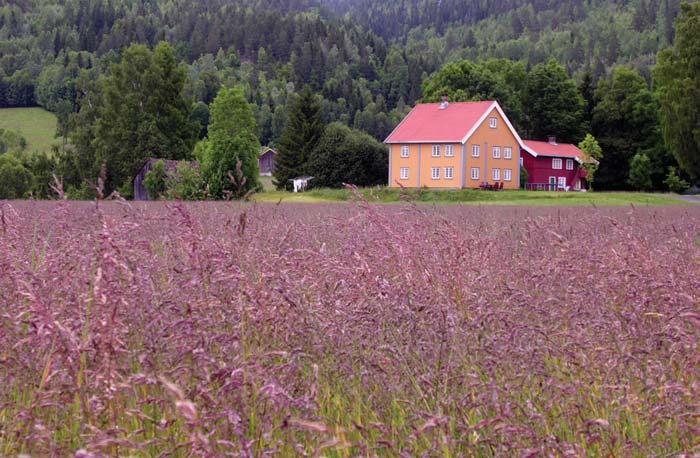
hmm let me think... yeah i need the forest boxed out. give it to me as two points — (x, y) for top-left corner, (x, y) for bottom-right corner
(0, 0), (697, 195)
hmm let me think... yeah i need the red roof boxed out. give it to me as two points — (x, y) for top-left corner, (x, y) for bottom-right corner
(523, 140), (592, 163)
(385, 101), (495, 143)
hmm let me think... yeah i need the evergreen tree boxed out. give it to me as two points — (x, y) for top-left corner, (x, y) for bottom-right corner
(201, 87), (261, 198)
(523, 59), (585, 143)
(273, 86), (325, 189)
(654, 2), (700, 180)
(94, 42), (198, 193)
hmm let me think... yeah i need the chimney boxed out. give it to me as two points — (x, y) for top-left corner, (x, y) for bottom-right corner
(547, 135), (557, 145)
(439, 95), (449, 110)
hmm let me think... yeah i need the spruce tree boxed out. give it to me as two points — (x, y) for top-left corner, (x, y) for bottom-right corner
(273, 86), (325, 189)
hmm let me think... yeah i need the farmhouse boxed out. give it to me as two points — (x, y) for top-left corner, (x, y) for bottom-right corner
(521, 137), (598, 191)
(259, 147), (277, 176)
(384, 99), (526, 189)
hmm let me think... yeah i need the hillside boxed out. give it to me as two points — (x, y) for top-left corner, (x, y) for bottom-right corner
(0, 108), (58, 153)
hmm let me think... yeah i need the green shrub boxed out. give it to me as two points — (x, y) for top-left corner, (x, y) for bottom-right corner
(663, 166), (689, 193)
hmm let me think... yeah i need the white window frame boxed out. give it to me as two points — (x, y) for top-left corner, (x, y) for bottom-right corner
(492, 168), (501, 181)
(400, 167), (409, 180)
(472, 145), (480, 157)
(445, 167), (454, 180)
(549, 176), (557, 190)
(552, 158), (563, 170)
(519, 156), (523, 166)
(492, 146), (501, 159)
(471, 167), (480, 180)
(431, 167), (440, 180)
(558, 177), (567, 189)
(489, 117), (497, 128)
(432, 145), (441, 157)
(445, 145), (455, 157)
(504, 169), (512, 181)
(566, 159), (574, 170)
(400, 145), (409, 158)
(504, 147), (513, 159)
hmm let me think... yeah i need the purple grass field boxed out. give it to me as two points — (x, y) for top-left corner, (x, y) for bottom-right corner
(1, 200), (698, 456)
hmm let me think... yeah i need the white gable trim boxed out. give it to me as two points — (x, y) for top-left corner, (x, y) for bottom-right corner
(461, 102), (536, 158)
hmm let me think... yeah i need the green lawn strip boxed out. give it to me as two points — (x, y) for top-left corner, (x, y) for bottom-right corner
(253, 188), (688, 206)
(0, 107), (59, 153)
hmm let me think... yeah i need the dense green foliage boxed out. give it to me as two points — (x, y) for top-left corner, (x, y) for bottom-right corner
(144, 160), (168, 200)
(628, 152), (654, 190)
(591, 66), (665, 190)
(201, 87), (260, 198)
(524, 60), (586, 143)
(0, 154), (33, 199)
(94, 42), (198, 192)
(0, 129), (27, 154)
(578, 134), (604, 186)
(308, 123), (388, 188)
(654, 2), (700, 179)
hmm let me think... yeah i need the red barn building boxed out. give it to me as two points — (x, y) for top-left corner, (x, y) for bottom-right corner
(521, 136), (598, 191)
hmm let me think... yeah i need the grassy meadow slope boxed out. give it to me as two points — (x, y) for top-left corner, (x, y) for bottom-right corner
(0, 108), (59, 153)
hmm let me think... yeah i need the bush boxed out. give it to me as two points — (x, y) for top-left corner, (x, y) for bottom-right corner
(165, 163), (206, 200)
(0, 154), (33, 199)
(663, 166), (689, 193)
(628, 153), (653, 191)
(308, 122), (388, 188)
(144, 160), (168, 200)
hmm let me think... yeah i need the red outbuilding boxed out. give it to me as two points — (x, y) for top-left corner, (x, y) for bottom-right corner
(520, 136), (598, 191)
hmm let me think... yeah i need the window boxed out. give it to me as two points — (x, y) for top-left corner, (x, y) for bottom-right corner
(400, 145), (409, 158)
(445, 167), (454, 179)
(558, 177), (567, 189)
(471, 167), (480, 180)
(489, 117), (497, 128)
(400, 167), (409, 180)
(566, 159), (574, 170)
(492, 168), (501, 181)
(445, 145), (455, 157)
(431, 167), (440, 180)
(432, 145), (441, 157)
(493, 146), (501, 159)
(472, 145), (480, 157)
(504, 147), (513, 159)
(504, 169), (512, 181)
(519, 157), (524, 166)
(552, 158), (563, 170)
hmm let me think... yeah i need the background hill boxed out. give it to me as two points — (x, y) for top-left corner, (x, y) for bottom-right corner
(1, 0), (694, 195)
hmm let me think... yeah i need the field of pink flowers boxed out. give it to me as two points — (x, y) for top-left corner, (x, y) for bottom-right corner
(1, 199), (698, 456)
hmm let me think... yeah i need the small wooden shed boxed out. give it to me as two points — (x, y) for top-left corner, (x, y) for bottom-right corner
(259, 147), (277, 176)
(133, 158), (198, 201)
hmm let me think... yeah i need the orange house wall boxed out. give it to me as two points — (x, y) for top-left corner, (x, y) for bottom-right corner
(388, 108), (521, 189)
(465, 108), (520, 190)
